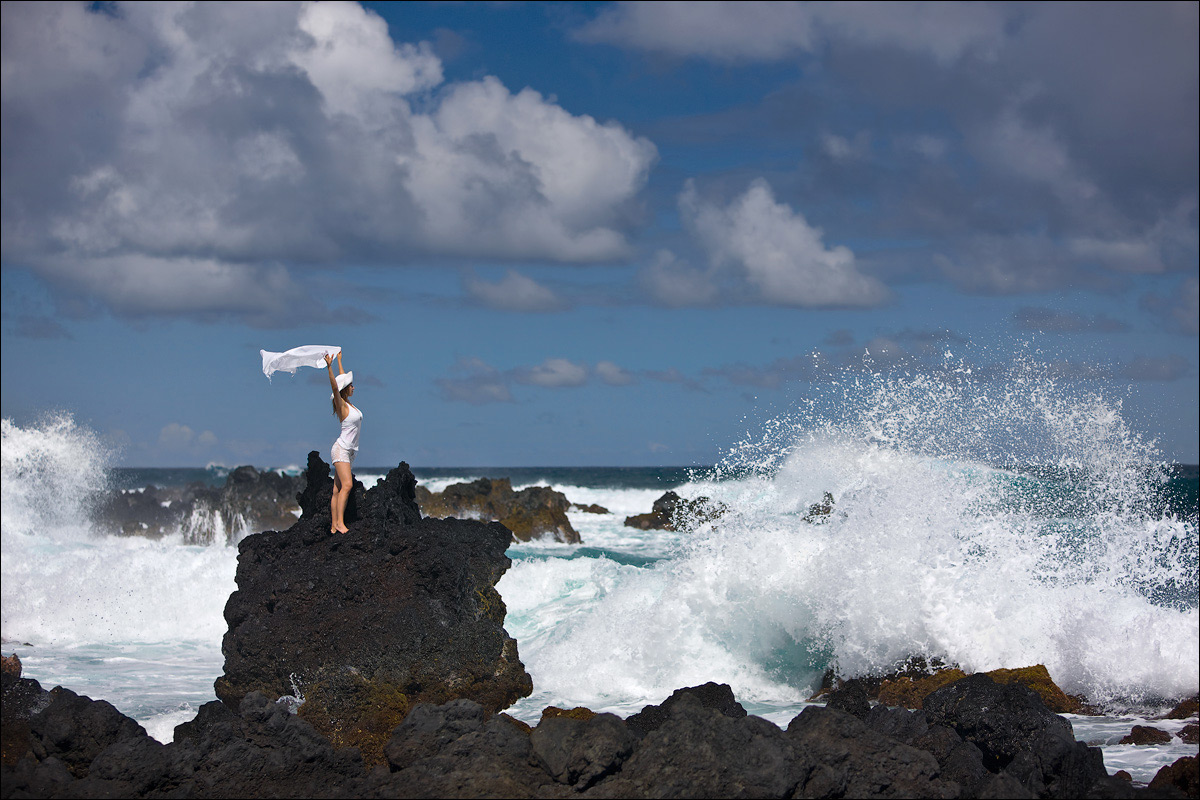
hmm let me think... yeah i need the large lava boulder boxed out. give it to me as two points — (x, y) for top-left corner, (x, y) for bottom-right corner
(923, 673), (1109, 798)
(415, 477), (580, 543)
(623, 490), (727, 531)
(214, 452), (532, 765)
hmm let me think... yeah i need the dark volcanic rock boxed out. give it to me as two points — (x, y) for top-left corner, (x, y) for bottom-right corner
(984, 665), (1088, 715)
(382, 699), (487, 771)
(825, 680), (871, 719)
(3, 669), (1173, 799)
(1, 655), (50, 767)
(97, 463), (305, 544)
(1, 689), (368, 798)
(923, 673), (1109, 798)
(531, 712), (636, 790)
(170, 692), (368, 798)
(375, 701), (552, 798)
(1120, 725), (1173, 745)
(1180, 723), (1199, 744)
(1149, 755), (1199, 798)
(595, 694), (796, 799)
(786, 705), (956, 799)
(802, 491), (836, 522)
(27, 686), (149, 778)
(415, 477), (581, 543)
(214, 453), (532, 764)
(863, 705), (994, 797)
(623, 490), (727, 531)
(1165, 696), (1200, 720)
(624, 681), (746, 737)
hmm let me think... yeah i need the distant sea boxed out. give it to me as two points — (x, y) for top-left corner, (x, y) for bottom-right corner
(4, 360), (1198, 784)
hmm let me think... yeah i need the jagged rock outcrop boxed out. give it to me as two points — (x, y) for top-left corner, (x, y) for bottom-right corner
(802, 491), (836, 522)
(623, 490), (727, 530)
(1150, 755), (1198, 798)
(214, 452), (532, 765)
(0, 671), (1157, 799)
(1164, 696), (1200, 720)
(624, 681), (746, 737)
(414, 477), (581, 543)
(1120, 725), (1173, 745)
(97, 465), (304, 544)
(923, 673), (1111, 797)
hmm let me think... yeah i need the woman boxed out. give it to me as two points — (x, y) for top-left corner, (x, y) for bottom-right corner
(324, 351), (362, 534)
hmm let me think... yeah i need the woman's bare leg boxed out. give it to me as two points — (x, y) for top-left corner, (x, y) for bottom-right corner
(333, 460), (353, 533)
(330, 469), (340, 533)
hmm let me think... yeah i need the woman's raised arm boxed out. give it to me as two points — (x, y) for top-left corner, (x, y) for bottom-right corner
(325, 353), (346, 419)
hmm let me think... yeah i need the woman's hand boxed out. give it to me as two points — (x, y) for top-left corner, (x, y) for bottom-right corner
(324, 353), (333, 367)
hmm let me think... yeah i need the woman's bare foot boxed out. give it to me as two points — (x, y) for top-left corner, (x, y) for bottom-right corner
(336, 525), (350, 534)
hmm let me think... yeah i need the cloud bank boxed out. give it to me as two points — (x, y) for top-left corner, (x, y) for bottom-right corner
(1, 1), (656, 323)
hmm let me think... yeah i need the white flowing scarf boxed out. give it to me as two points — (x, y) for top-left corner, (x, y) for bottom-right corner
(260, 345), (341, 380)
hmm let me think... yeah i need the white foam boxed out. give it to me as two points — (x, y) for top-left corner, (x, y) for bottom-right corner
(2, 415), (237, 647)
(500, 357), (1198, 714)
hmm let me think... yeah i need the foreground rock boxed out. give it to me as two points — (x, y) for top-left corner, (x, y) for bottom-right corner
(97, 465), (304, 544)
(3, 675), (1158, 799)
(214, 452), (532, 765)
(1150, 755), (1198, 798)
(623, 490), (727, 530)
(864, 662), (1092, 715)
(415, 477), (581, 543)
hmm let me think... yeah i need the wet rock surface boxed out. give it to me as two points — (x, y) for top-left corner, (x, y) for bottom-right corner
(1164, 696), (1200, 720)
(623, 490), (727, 530)
(415, 477), (581, 543)
(97, 464), (305, 543)
(1121, 725), (1173, 745)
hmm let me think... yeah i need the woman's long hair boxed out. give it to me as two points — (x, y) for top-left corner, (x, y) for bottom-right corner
(332, 386), (351, 416)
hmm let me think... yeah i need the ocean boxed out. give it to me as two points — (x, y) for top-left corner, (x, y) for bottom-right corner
(3, 362), (1198, 784)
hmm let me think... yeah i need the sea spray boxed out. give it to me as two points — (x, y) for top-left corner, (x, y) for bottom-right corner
(1, 413), (108, 539)
(503, 354), (1198, 715)
(2, 415), (235, 742)
(2, 415), (239, 646)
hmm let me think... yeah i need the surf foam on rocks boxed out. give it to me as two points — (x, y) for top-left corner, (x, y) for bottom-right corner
(1, 453), (1193, 798)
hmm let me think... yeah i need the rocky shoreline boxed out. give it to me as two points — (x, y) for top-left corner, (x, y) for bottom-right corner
(3, 455), (1197, 799)
(3, 659), (1196, 798)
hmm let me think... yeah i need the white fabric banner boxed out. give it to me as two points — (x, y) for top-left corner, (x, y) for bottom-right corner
(260, 345), (341, 380)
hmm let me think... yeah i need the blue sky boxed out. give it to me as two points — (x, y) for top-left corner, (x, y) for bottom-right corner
(2, 1), (1197, 467)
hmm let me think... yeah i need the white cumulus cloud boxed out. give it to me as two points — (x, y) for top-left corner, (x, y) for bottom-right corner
(681, 179), (888, 307)
(1, 1), (657, 323)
